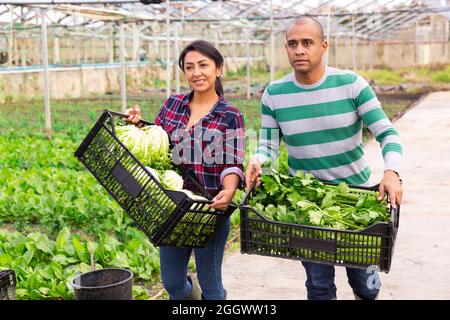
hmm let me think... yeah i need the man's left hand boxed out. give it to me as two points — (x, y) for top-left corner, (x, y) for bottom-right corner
(379, 170), (403, 209)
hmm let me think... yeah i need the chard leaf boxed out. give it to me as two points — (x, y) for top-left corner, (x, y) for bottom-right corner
(308, 210), (323, 225)
(296, 200), (314, 211)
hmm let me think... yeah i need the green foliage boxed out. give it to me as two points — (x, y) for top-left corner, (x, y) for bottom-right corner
(358, 68), (403, 85)
(432, 65), (450, 83)
(249, 166), (390, 231)
(0, 128), (163, 299)
(0, 227), (159, 300)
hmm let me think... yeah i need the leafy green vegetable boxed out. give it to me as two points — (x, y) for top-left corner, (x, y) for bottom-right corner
(249, 167), (390, 231)
(115, 124), (171, 170)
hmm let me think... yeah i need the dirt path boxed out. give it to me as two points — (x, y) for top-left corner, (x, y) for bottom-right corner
(222, 91), (450, 300)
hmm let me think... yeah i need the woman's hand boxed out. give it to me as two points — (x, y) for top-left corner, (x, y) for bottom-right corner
(209, 189), (236, 211)
(125, 105), (141, 125)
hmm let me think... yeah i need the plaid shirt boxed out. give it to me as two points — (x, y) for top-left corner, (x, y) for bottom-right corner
(155, 91), (245, 197)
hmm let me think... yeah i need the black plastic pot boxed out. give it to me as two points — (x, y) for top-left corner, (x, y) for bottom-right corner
(72, 268), (133, 300)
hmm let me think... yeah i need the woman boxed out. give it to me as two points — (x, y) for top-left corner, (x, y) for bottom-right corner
(125, 40), (245, 300)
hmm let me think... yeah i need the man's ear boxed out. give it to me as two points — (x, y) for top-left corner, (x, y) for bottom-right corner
(321, 40), (329, 54)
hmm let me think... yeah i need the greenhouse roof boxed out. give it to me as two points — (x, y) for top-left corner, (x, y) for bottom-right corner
(0, 0), (449, 40)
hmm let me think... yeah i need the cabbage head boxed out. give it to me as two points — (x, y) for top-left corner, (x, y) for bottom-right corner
(116, 124), (170, 170)
(161, 170), (184, 191)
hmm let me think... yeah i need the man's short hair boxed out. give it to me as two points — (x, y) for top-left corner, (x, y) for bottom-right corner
(286, 16), (325, 41)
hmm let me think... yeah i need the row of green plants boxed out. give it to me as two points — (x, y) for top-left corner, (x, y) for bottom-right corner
(0, 125), (244, 299)
(0, 227), (158, 300)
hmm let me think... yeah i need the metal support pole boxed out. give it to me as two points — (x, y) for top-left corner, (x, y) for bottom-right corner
(83, 39), (88, 63)
(246, 31), (251, 100)
(214, 28), (219, 50)
(325, 0), (331, 66)
(165, 0), (171, 97)
(154, 38), (159, 59)
(119, 21), (127, 113)
(108, 28), (114, 63)
(9, 6), (13, 66)
(414, 20), (419, 65)
(334, 34), (339, 68)
(445, 20), (449, 63)
(362, 41), (366, 70)
(369, 41), (373, 69)
(269, 0), (275, 83)
(174, 24), (180, 93)
(75, 16), (80, 64)
(352, 14), (357, 70)
(20, 46), (26, 67)
(132, 22), (139, 62)
(41, 8), (51, 137)
(91, 36), (96, 64)
(54, 36), (60, 64)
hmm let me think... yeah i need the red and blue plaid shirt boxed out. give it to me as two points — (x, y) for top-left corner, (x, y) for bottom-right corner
(155, 91), (245, 197)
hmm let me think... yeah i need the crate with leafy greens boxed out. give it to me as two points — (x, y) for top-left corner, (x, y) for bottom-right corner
(240, 166), (399, 272)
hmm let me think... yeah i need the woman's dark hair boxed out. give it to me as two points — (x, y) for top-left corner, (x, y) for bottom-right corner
(178, 40), (224, 96)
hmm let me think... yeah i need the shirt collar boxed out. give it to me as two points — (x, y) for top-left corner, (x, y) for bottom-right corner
(181, 91), (228, 118)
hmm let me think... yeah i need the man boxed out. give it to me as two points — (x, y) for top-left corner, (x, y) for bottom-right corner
(245, 16), (403, 300)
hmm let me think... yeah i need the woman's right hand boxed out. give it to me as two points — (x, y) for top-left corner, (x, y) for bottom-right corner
(125, 105), (141, 124)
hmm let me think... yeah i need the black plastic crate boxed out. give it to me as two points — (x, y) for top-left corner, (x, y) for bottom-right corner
(240, 181), (400, 273)
(0, 270), (16, 300)
(75, 110), (235, 248)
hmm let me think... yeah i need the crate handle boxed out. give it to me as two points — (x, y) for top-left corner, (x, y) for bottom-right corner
(104, 109), (152, 135)
(175, 164), (214, 201)
(239, 177), (258, 206)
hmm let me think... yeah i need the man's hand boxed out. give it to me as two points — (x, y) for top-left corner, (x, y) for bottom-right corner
(125, 105), (141, 124)
(245, 158), (262, 190)
(209, 189), (235, 211)
(379, 170), (403, 209)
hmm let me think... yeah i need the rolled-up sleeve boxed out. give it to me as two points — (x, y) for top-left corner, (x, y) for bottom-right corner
(220, 112), (245, 186)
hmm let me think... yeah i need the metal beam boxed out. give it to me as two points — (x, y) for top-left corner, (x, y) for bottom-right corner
(352, 1), (418, 35)
(41, 8), (52, 137)
(0, 1), (139, 4)
(165, 0), (170, 98)
(119, 21), (127, 113)
(365, 5), (424, 38)
(377, 12), (429, 39)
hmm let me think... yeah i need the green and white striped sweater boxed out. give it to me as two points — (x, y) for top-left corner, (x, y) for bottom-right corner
(255, 66), (403, 186)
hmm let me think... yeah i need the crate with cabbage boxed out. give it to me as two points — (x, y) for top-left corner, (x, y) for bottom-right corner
(114, 124), (207, 201)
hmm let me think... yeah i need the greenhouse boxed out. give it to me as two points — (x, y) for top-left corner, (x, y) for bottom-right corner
(0, 0), (449, 303)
